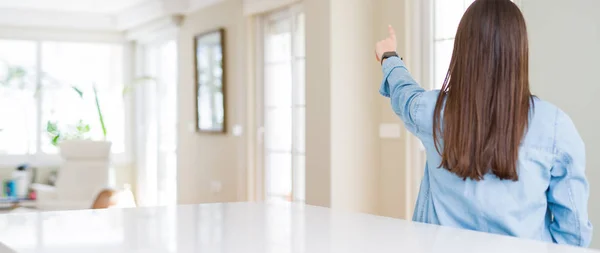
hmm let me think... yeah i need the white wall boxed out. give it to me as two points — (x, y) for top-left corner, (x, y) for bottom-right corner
(521, 0), (600, 248)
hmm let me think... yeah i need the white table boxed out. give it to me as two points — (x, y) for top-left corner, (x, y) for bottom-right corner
(0, 202), (595, 253)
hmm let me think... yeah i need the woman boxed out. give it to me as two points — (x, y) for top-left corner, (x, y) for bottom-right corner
(375, 0), (592, 247)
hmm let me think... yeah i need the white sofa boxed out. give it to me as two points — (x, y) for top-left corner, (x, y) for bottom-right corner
(33, 141), (111, 211)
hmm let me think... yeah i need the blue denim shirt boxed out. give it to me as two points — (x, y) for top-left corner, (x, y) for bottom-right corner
(379, 57), (593, 247)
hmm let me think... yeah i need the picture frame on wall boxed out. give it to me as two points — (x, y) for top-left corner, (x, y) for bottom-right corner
(194, 28), (226, 133)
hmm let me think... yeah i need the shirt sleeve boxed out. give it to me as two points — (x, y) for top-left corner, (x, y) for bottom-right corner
(379, 57), (426, 134)
(547, 110), (593, 247)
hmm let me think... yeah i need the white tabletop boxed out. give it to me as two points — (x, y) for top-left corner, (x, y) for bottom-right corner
(0, 202), (595, 253)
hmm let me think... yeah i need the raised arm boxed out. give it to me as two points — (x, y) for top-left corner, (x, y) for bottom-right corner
(376, 25), (425, 134)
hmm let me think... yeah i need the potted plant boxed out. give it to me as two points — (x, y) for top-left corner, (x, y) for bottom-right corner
(46, 77), (154, 159)
(46, 85), (112, 160)
(37, 78), (153, 210)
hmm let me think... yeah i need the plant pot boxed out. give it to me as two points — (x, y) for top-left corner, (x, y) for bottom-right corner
(59, 140), (112, 160)
(49, 140), (113, 209)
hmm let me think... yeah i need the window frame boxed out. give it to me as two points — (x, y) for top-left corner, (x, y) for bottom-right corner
(133, 34), (179, 206)
(254, 3), (305, 203)
(0, 30), (132, 168)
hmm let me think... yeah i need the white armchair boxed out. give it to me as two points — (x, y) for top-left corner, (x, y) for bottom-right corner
(33, 140), (112, 211)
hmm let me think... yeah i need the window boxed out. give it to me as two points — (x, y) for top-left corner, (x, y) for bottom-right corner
(432, 0), (517, 88)
(260, 6), (305, 202)
(432, 0), (474, 88)
(135, 39), (178, 207)
(0, 40), (37, 155)
(0, 40), (125, 161)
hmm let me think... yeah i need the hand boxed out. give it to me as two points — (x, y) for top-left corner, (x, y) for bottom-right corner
(375, 25), (397, 62)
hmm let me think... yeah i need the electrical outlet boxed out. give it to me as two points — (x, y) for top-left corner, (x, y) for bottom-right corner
(232, 125), (243, 136)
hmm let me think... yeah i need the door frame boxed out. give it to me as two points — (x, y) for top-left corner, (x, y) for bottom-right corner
(254, 3), (304, 202)
(133, 37), (179, 206)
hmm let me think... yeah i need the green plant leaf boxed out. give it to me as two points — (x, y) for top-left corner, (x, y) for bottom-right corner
(122, 76), (156, 97)
(75, 120), (91, 135)
(0, 60), (31, 90)
(122, 85), (133, 96)
(51, 135), (60, 147)
(46, 121), (58, 133)
(71, 86), (84, 98)
(93, 84), (107, 139)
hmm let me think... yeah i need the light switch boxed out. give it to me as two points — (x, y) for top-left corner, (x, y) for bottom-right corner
(210, 181), (222, 194)
(232, 125), (243, 136)
(187, 122), (195, 133)
(379, 123), (402, 139)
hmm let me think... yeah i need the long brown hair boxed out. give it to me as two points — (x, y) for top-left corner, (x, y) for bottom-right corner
(432, 0), (532, 181)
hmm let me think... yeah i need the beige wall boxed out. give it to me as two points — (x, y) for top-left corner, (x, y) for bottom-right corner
(375, 0), (410, 219)
(177, 0), (248, 204)
(305, 0), (412, 216)
(176, 0), (414, 218)
(305, 0), (383, 213)
(304, 0), (332, 208)
(330, 0), (379, 214)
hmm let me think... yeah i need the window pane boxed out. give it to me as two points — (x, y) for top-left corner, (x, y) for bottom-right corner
(265, 108), (292, 151)
(464, 0), (476, 8)
(434, 40), (455, 89)
(294, 13), (305, 58)
(294, 59), (305, 106)
(265, 18), (291, 63)
(263, 9), (304, 204)
(0, 40), (37, 155)
(293, 107), (305, 153)
(434, 0), (465, 39)
(266, 152), (292, 199)
(293, 155), (305, 202)
(0, 89), (36, 154)
(40, 42), (124, 153)
(265, 63), (292, 107)
(158, 41), (178, 150)
(157, 40), (178, 206)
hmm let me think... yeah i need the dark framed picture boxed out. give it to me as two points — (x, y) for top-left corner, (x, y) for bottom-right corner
(194, 28), (226, 133)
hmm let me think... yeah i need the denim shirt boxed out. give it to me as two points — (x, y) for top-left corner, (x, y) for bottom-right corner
(379, 57), (593, 247)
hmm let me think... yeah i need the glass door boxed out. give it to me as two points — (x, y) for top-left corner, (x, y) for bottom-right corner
(260, 6), (305, 202)
(136, 40), (178, 206)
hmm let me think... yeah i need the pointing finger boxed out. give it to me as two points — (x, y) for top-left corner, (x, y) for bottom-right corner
(388, 25), (396, 41)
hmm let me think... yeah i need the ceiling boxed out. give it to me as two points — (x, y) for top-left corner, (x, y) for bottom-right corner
(0, 0), (220, 32)
(0, 0), (148, 14)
